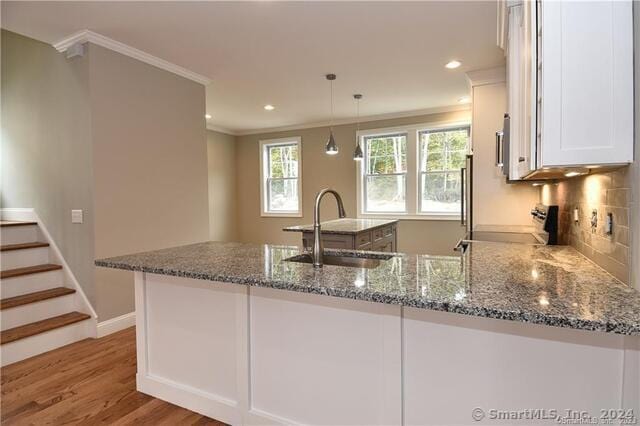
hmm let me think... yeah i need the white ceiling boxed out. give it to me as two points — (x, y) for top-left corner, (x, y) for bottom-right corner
(2, 1), (504, 134)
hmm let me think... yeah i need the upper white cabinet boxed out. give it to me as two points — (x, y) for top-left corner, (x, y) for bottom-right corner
(501, 0), (634, 179)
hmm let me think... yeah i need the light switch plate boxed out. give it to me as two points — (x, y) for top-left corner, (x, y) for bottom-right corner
(71, 209), (83, 224)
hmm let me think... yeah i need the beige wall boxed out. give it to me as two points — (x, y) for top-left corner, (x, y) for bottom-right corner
(90, 45), (210, 320)
(470, 82), (539, 227)
(1, 30), (97, 304)
(235, 110), (470, 254)
(207, 129), (237, 241)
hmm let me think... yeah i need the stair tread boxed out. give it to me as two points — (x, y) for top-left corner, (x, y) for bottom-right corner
(1, 264), (62, 279)
(1, 287), (76, 310)
(0, 242), (50, 252)
(0, 221), (37, 227)
(1, 311), (91, 344)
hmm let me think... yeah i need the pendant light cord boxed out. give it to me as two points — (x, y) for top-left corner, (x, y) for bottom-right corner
(330, 79), (334, 131)
(356, 96), (360, 135)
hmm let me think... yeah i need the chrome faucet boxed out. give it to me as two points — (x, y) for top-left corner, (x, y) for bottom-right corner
(312, 189), (346, 267)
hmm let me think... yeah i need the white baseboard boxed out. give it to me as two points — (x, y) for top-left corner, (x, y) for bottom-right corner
(97, 312), (136, 338)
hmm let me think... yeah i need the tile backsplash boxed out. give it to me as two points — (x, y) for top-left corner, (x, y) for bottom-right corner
(540, 167), (631, 284)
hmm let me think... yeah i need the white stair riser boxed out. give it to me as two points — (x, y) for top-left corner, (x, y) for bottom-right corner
(0, 226), (38, 245)
(0, 270), (63, 298)
(1, 247), (49, 270)
(1, 294), (76, 330)
(1, 318), (95, 367)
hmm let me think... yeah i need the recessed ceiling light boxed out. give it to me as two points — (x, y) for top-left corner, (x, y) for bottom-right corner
(205, 114), (212, 119)
(264, 104), (275, 111)
(458, 96), (471, 104)
(445, 60), (462, 69)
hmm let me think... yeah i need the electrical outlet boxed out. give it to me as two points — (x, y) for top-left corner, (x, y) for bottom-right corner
(590, 209), (598, 231)
(605, 212), (613, 236)
(573, 207), (579, 223)
(71, 209), (83, 224)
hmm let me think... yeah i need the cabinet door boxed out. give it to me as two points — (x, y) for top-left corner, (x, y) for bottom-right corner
(506, 4), (523, 180)
(516, 0), (537, 178)
(506, 3), (537, 180)
(540, 0), (633, 167)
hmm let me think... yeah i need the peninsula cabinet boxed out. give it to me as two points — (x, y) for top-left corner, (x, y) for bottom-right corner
(500, 0), (634, 180)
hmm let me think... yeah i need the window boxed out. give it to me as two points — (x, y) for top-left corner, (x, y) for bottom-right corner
(260, 137), (302, 216)
(363, 134), (407, 213)
(357, 123), (470, 219)
(419, 127), (470, 214)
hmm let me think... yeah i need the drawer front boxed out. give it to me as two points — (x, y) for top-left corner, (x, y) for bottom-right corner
(373, 225), (394, 242)
(303, 233), (355, 250)
(324, 237), (355, 250)
(377, 241), (393, 252)
(356, 231), (372, 247)
(372, 237), (393, 252)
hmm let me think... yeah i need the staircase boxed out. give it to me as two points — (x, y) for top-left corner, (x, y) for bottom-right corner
(1, 219), (95, 366)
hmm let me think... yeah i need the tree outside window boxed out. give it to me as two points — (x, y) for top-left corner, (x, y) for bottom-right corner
(261, 138), (301, 215)
(363, 134), (407, 212)
(419, 127), (470, 213)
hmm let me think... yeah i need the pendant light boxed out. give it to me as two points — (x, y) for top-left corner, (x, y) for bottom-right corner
(353, 94), (363, 161)
(325, 74), (338, 155)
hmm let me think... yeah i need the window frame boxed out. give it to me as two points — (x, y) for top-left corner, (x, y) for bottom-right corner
(418, 125), (472, 216)
(356, 121), (471, 221)
(259, 137), (303, 217)
(362, 132), (409, 214)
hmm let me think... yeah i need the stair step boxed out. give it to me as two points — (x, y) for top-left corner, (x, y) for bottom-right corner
(1, 287), (76, 310)
(1, 312), (91, 344)
(0, 221), (37, 227)
(1, 242), (49, 252)
(1, 264), (62, 279)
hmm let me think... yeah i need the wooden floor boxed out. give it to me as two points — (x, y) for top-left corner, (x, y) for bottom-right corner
(1, 327), (227, 425)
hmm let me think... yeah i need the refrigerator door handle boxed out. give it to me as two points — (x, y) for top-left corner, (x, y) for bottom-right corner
(460, 167), (466, 226)
(495, 131), (504, 167)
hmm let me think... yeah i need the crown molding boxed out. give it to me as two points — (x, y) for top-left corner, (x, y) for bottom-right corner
(206, 124), (238, 136)
(465, 66), (506, 88)
(52, 30), (212, 86)
(234, 104), (471, 136)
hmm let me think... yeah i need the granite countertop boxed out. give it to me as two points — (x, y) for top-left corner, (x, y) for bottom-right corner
(95, 241), (640, 336)
(283, 218), (398, 234)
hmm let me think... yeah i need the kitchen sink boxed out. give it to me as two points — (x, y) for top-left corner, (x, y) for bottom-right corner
(284, 252), (392, 269)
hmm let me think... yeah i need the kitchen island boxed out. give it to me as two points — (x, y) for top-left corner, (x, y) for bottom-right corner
(283, 218), (398, 251)
(97, 241), (640, 425)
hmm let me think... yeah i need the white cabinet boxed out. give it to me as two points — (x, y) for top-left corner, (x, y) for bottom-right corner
(540, 0), (634, 168)
(501, 0), (634, 179)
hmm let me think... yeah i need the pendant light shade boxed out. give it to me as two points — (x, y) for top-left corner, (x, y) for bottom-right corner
(326, 131), (338, 155)
(353, 94), (363, 161)
(353, 142), (363, 160)
(325, 74), (338, 155)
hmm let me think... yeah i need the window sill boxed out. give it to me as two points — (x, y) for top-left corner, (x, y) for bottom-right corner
(357, 213), (461, 222)
(261, 212), (303, 218)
